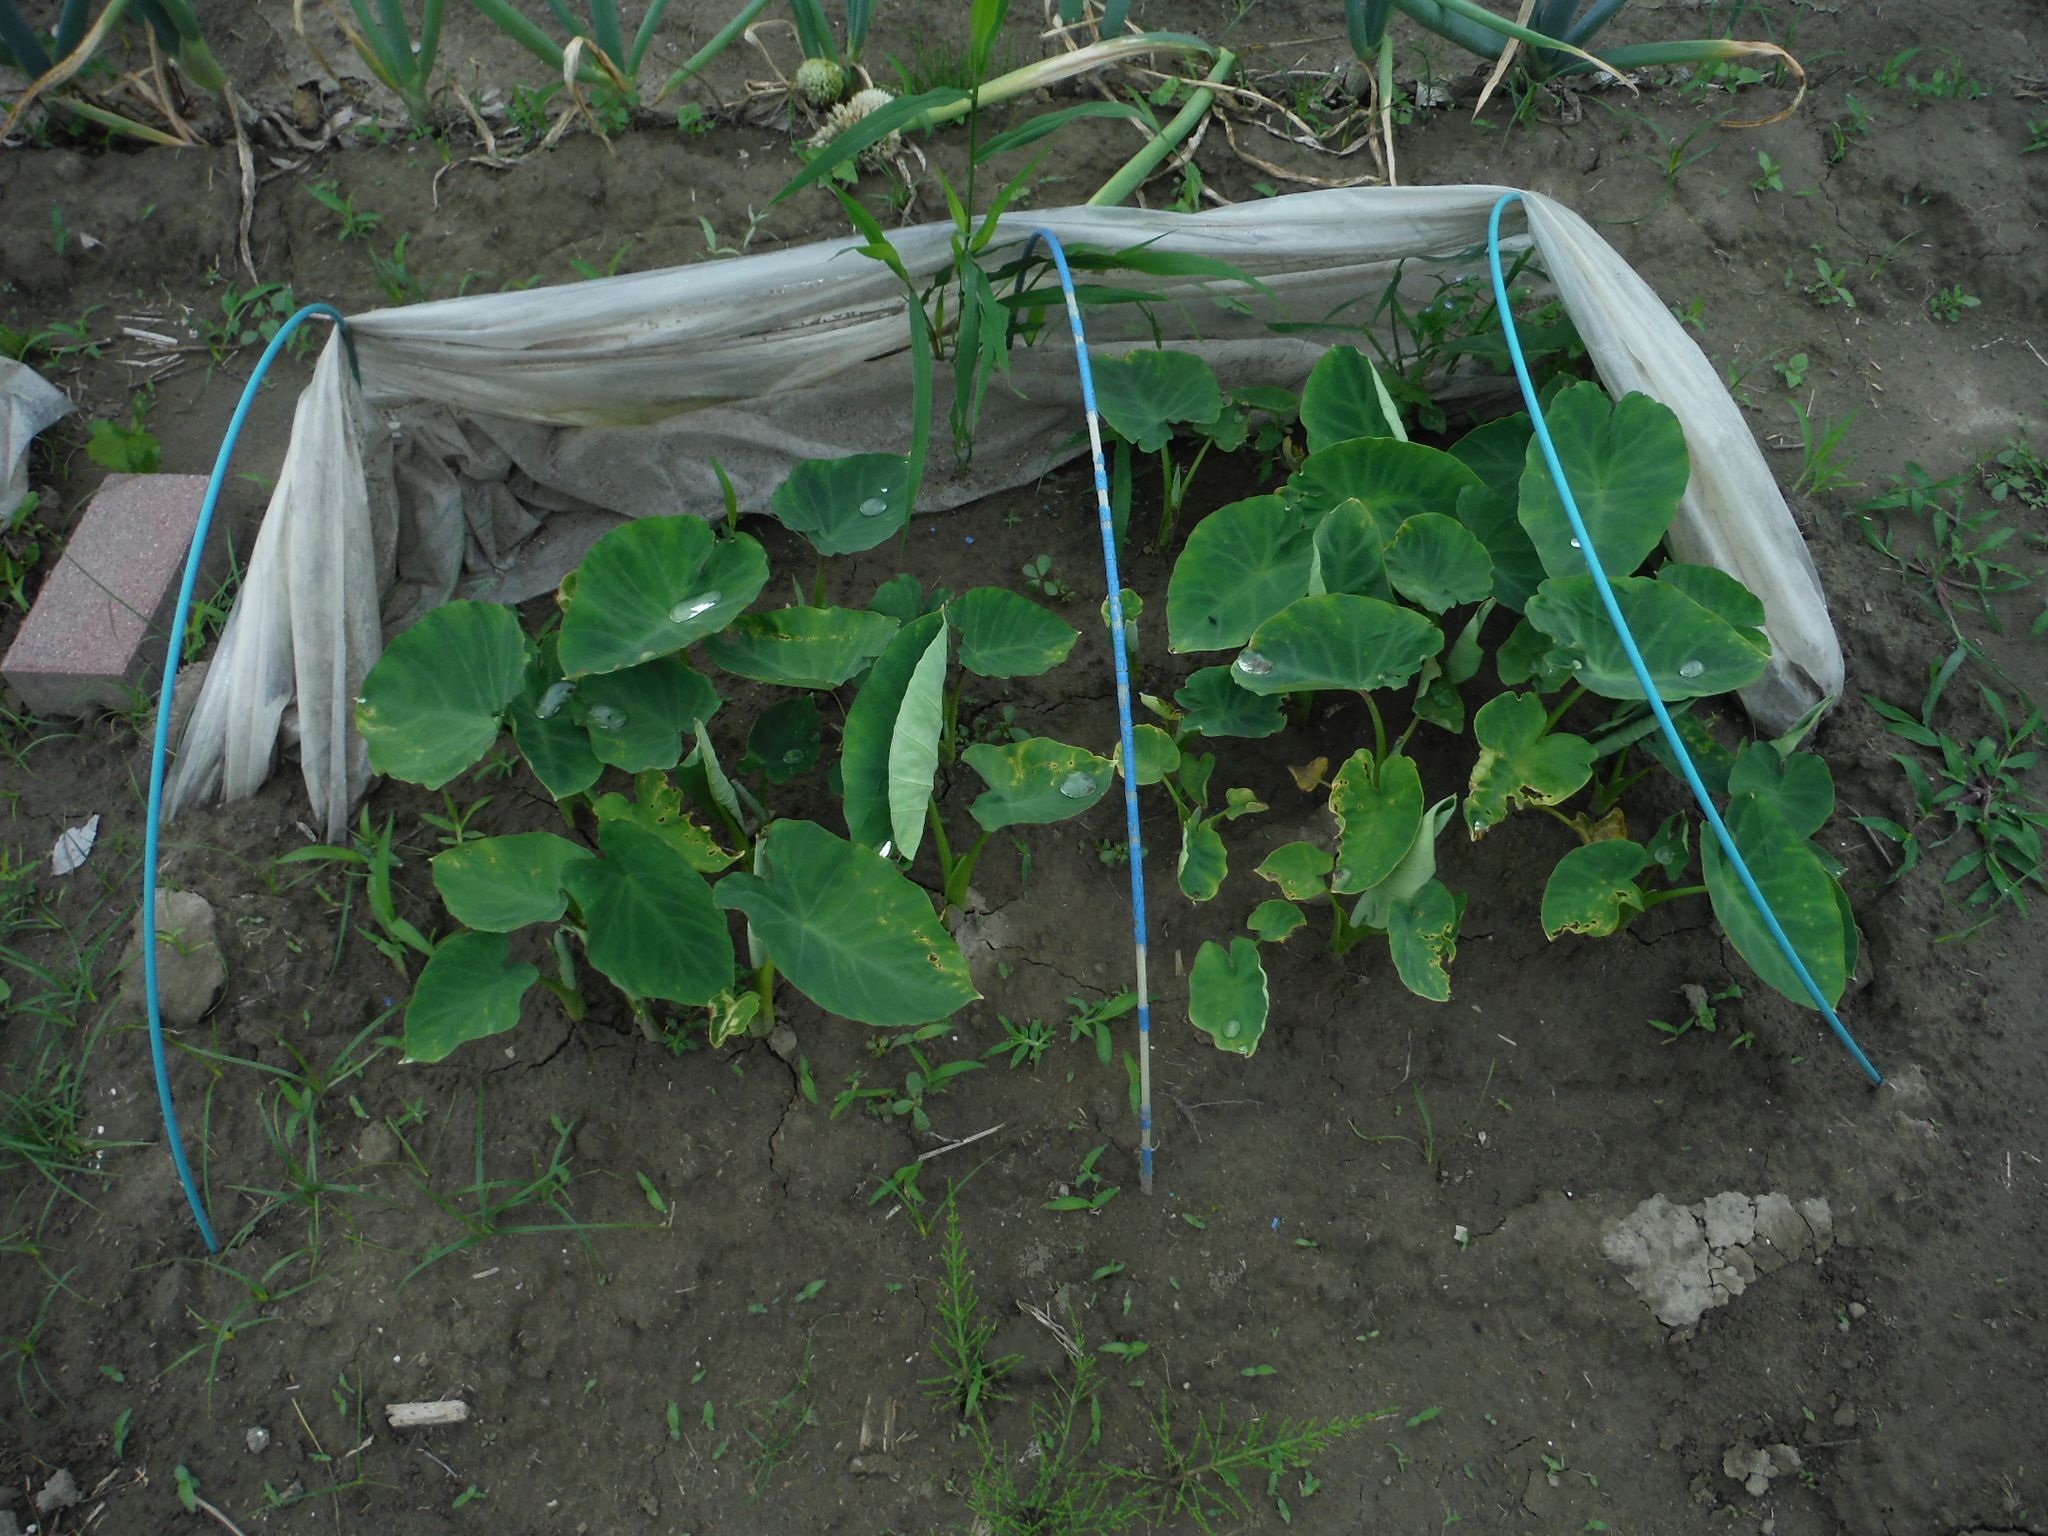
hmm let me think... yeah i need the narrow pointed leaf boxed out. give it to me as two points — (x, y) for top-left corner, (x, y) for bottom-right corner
(843, 612), (943, 852)
(888, 621), (949, 859)
(1352, 796), (1456, 929)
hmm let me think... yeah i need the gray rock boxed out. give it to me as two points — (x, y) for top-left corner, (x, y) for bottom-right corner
(1602, 1194), (1715, 1327)
(128, 888), (225, 1026)
(34, 1468), (80, 1514)
(1750, 1193), (1810, 1269)
(245, 1425), (272, 1453)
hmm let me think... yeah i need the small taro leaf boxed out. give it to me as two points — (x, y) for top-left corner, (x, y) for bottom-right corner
(557, 518), (767, 676)
(963, 738), (1114, 830)
(358, 601), (527, 789)
(869, 572), (932, 625)
(1165, 495), (1314, 654)
(951, 587), (1080, 678)
(1299, 344), (1401, 454)
(561, 821), (733, 1005)
(404, 931), (538, 1064)
(1178, 815), (1227, 902)
(573, 656), (721, 773)
(1728, 743), (1834, 839)
(1118, 723), (1179, 786)
(508, 638), (601, 800)
(1187, 937), (1269, 1055)
(1385, 513), (1494, 613)
(1310, 498), (1391, 600)
(1446, 412), (1532, 494)
(1173, 666), (1286, 740)
(843, 612), (944, 852)
(1495, 615), (1575, 691)
(1352, 796), (1456, 930)
(1640, 709), (1736, 798)
(1089, 349), (1222, 453)
(1702, 793), (1850, 1009)
(744, 696), (823, 784)
(590, 773), (737, 873)
(700, 606), (899, 689)
(1234, 594), (1443, 697)
(1219, 786), (1267, 821)
(1443, 601), (1490, 686)
(1540, 840), (1652, 939)
(432, 833), (592, 932)
(887, 621), (950, 860)
(1465, 692), (1596, 838)
(1385, 879), (1459, 1002)
(712, 819), (979, 1026)
(768, 452), (912, 556)
(1413, 670), (1465, 735)
(1256, 841), (1334, 900)
(1524, 570), (1771, 703)
(1517, 384), (1690, 583)
(1330, 751), (1424, 894)
(1247, 899), (1307, 943)
(1201, 404), (1250, 453)
(1454, 483), (1543, 613)
(1643, 811), (1692, 881)
(1177, 750), (1216, 809)
(1287, 437), (1482, 536)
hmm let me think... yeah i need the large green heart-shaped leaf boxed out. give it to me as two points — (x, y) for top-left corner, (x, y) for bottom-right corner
(1299, 344), (1403, 454)
(1233, 594), (1443, 696)
(359, 601), (528, 789)
(1465, 692), (1595, 837)
(1447, 413), (1532, 494)
(1288, 437), (1483, 536)
(1385, 513), (1494, 613)
(1351, 796), (1456, 930)
(1703, 793), (1852, 1009)
(557, 518), (768, 676)
(561, 821), (733, 1005)
(1517, 384), (1689, 582)
(1386, 879), (1459, 1002)
(1165, 495), (1314, 653)
(432, 833), (593, 932)
(1090, 349), (1221, 452)
(713, 820), (978, 1027)
(590, 772), (738, 873)
(1524, 567), (1771, 702)
(1330, 750), (1425, 894)
(572, 656), (721, 773)
(1541, 840), (1652, 938)
(508, 636), (602, 800)
(1257, 841), (1334, 900)
(404, 931), (538, 1064)
(700, 606), (899, 689)
(842, 613), (946, 855)
(1310, 498), (1392, 600)
(1172, 666), (1286, 739)
(1727, 743), (1834, 839)
(1178, 815), (1228, 902)
(1454, 484), (1544, 613)
(1187, 937), (1269, 1055)
(768, 452), (911, 556)
(964, 738), (1114, 830)
(950, 587), (1079, 678)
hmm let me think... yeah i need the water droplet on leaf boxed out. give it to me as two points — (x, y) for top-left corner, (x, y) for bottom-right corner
(858, 495), (890, 517)
(1058, 771), (1096, 799)
(536, 680), (575, 719)
(670, 590), (721, 623)
(1568, 537), (1582, 550)
(1222, 1018), (1242, 1039)
(1234, 650), (1274, 677)
(586, 705), (627, 731)
(1678, 658), (1705, 679)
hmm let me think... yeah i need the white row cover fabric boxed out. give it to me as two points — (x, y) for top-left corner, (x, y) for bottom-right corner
(1, 357), (70, 520)
(165, 185), (1844, 838)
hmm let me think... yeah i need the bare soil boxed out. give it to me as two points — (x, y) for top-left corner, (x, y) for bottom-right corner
(2, 4), (2044, 1534)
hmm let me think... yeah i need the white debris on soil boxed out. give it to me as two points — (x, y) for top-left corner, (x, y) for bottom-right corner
(1602, 1191), (1834, 1327)
(124, 888), (226, 1027)
(33, 1467), (80, 1514)
(245, 1425), (272, 1453)
(1722, 1440), (1803, 1497)
(50, 813), (98, 874)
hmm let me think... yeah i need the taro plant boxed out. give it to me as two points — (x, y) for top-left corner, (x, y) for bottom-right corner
(1153, 346), (1858, 1053)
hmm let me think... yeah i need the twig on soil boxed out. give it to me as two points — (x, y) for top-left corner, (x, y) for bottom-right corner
(229, 86), (259, 282)
(190, 1493), (252, 1536)
(916, 1123), (1005, 1162)
(416, 1444), (463, 1480)
(1017, 1300), (1080, 1359)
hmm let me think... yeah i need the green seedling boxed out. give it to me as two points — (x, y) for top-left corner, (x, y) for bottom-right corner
(921, 1190), (1019, 1420)
(85, 392), (161, 474)
(1851, 464), (2031, 639)
(1773, 353), (1808, 390)
(1791, 400), (1860, 497)
(308, 179), (383, 242)
(317, 0), (444, 127)
(2025, 119), (2048, 155)
(1067, 988), (1137, 1066)
(1647, 982), (1742, 1042)
(984, 1014), (1054, 1069)
(1926, 285), (1979, 324)
(1045, 1143), (1118, 1213)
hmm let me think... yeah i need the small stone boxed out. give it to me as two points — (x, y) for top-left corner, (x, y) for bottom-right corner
(1847, 1301), (1866, 1320)
(245, 1425), (272, 1453)
(765, 1025), (800, 1066)
(1765, 1444), (1802, 1476)
(127, 888), (226, 1027)
(1832, 1404), (1857, 1428)
(35, 1468), (80, 1514)
(637, 1493), (659, 1517)
(356, 1122), (399, 1166)
(1797, 1197), (1834, 1252)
